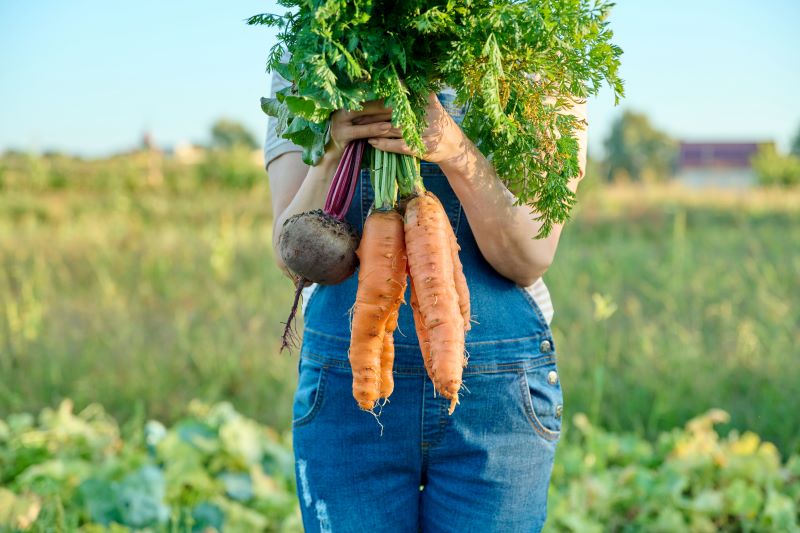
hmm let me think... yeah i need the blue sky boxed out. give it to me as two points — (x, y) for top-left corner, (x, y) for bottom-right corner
(1, 1), (799, 157)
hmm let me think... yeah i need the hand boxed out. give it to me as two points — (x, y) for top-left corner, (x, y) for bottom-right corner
(365, 93), (469, 165)
(327, 100), (396, 158)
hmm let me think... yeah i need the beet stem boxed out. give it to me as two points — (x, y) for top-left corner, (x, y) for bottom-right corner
(324, 142), (354, 216)
(323, 140), (365, 221)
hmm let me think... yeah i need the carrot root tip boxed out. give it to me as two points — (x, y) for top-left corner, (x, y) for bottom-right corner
(365, 405), (385, 436)
(447, 396), (459, 415)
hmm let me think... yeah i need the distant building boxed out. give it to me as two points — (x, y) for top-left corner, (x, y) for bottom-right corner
(675, 142), (770, 188)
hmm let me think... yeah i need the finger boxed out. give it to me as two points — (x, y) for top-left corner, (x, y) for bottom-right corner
(342, 100), (392, 120)
(367, 137), (414, 156)
(360, 99), (391, 113)
(367, 126), (403, 138)
(351, 112), (393, 126)
(344, 121), (394, 141)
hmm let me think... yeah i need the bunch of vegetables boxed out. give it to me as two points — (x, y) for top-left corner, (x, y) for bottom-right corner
(252, 0), (624, 412)
(349, 150), (471, 413)
(251, 0), (623, 234)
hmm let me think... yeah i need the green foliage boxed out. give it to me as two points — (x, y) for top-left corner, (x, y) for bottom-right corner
(210, 119), (259, 151)
(2, 164), (800, 453)
(604, 110), (678, 182)
(790, 124), (800, 158)
(250, 0), (624, 236)
(751, 144), (800, 187)
(2, 403), (798, 531)
(0, 179), (297, 432)
(547, 192), (800, 454)
(196, 146), (264, 189)
(0, 146), (264, 193)
(0, 151), (158, 192)
(0, 401), (301, 531)
(546, 411), (800, 532)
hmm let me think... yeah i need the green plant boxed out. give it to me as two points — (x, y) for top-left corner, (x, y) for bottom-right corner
(0, 401), (301, 532)
(603, 109), (677, 182)
(210, 119), (259, 151)
(2, 403), (797, 531)
(196, 146), (264, 189)
(751, 144), (800, 187)
(2, 156), (799, 450)
(789, 124), (800, 158)
(547, 411), (800, 532)
(249, 0), (623, 236)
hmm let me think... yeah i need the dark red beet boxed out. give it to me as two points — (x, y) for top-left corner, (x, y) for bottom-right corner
(278, 209), (359, 285)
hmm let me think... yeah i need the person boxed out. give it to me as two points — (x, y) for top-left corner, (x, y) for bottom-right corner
(265, 66), (588, 532)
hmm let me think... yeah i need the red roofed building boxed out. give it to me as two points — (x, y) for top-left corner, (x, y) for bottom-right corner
(676, 142), (770, 188)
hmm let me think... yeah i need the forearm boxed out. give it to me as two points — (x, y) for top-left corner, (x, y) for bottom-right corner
(439, 140), (581, 286)
(366, 93), (587, 286)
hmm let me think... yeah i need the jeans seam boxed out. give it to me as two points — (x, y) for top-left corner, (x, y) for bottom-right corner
(299, 351), (557, 375)
(420, 380), (429, 472)
(306, 325), (550, 347)
(427, 398), (449, 451)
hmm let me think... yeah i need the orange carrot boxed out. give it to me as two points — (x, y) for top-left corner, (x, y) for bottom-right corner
(349, 210), (407, 410)
(409, 277), (433, 381)
(447, 213), (471, 332)
(379, 228), (408, 400)
(424, 193), (470, 332)
(404, 192), (465, 413)
(380, 302), (403, 400)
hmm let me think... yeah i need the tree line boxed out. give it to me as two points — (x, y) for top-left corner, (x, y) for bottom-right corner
(3, 116), (799, 190)
(603, 111), (800, 186)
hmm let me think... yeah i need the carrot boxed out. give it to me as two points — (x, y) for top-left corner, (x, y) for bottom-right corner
(444, 206), (471, 332)
(379, 284), (406, 400)
(349, 209), (407, 410)
(409, 277), (433, 380)
(404, 192), (465, 413)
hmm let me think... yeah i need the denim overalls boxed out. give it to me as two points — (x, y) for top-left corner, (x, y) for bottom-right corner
(292, 94), (564, 533)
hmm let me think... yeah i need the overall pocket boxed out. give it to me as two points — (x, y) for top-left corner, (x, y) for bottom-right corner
(519, 362), (564, 441)
(292, 358), (328, 427)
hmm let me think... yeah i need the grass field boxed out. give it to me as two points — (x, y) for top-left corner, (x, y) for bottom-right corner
(1, 180), (798, 454)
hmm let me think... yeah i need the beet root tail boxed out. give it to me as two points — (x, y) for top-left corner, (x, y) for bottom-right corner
(280, 277), (306, 353)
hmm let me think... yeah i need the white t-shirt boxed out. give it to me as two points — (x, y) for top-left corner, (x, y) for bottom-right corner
(264, 71), (559, 325)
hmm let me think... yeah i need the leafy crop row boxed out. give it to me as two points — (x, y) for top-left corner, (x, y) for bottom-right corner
(2, 402), (798, 531)
(0, 401), (300, 532)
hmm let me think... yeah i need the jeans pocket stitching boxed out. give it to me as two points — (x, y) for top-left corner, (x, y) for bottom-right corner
(518, 369), (561, 441)
(292, 364), (328, 428)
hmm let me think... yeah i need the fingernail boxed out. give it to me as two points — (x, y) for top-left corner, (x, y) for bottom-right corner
(380, 123), (391, 132)
(368, 139), (377, 144)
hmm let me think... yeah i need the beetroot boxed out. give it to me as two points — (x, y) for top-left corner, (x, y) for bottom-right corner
(279, 140), (366, 350)
(279, 209), (359, 285)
